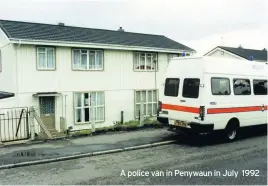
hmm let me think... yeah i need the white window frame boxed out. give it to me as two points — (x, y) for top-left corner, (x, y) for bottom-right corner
(134, 52), (158, 71)
(37, 47), (56, 70)
(74, 91), (105, 124)
(72, 49), (104, 70)
(134, 89), (158, 118)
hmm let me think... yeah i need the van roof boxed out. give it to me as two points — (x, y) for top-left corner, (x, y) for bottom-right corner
(169, 56), (268, 77)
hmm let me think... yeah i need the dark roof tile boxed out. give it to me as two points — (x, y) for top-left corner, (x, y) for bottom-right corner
(0, 20), (195, 51)
(218, 46), (267, 61)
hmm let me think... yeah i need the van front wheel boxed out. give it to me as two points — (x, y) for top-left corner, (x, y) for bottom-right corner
(225, 122), (239, 142)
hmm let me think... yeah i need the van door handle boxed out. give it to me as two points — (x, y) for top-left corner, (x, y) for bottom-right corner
(180, 100), (186, 102)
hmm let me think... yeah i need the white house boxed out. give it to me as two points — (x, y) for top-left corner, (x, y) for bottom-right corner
(205, 46), (267, 62)
(0, 19), (195, 138)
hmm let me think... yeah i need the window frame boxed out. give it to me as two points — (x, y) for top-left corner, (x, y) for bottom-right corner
(182, 78), (200, 99)
(211, 77), (231, 95)
(253, 79), (267, 95)
(133, 52), (158, 72)
(72, 48), (104, 71)
(233, 78), (251, 96)
(73, 91), (105, 124)
(36, 46), (56, 71)
(134, 89), (158, 118)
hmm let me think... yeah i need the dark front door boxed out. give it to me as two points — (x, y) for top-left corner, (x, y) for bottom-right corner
(40, 96), (55, 129)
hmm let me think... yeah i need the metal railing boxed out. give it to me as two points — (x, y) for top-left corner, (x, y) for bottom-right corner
(0, 107), (30, 142)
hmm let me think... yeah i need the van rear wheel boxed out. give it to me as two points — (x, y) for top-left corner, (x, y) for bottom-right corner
(225, 121), (239, 142)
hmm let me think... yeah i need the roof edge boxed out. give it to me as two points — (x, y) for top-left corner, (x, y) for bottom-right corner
(0, 23), (11, 43)
(0, 19), (166, 38)
(162, 36), (196, 52)
(204, 46), (247, 60)
(10, 38), (196, 53)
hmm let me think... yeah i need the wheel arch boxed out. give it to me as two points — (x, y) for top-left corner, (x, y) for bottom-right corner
(225, 117), (240, 129)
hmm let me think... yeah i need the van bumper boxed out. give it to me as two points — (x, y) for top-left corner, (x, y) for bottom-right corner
(170, 122), (214, 134)
(189, 122), (214, 133)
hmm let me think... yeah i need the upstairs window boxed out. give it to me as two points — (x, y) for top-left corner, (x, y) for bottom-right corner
(134, 52), (157, 71)
(253, 79), (267, 95)
(73, 49), (103, 70)
(37, 47), (55, 70)
(233, 79), (251, 95)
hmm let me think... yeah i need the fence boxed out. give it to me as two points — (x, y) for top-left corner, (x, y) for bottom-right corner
(0, 107), (30, 142)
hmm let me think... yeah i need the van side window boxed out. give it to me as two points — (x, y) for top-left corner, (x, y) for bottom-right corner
(253, 79), (267, 95)
(164, 78), (180, 97)
(182, 78), (200, 98)
(211, 78), (231, 95)
(233, 79), (251, 95)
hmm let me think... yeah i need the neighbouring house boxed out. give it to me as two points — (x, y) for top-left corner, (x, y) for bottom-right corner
(0, 19), (195, 138)
(205, 46), (267, 62)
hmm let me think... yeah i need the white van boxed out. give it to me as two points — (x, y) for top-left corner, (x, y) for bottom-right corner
(158, 56), (268, 141)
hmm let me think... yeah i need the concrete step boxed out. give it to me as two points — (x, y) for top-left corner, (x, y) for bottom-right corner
(39, 128), (65, 139)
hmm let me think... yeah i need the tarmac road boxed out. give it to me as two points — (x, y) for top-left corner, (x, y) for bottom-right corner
(0, 128), (267, 185)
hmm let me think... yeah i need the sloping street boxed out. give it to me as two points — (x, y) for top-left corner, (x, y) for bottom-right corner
(0, 129), (266, 185)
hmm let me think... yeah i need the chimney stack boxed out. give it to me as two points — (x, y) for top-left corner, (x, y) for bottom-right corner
(58, 22), (65, 26)
(117, 27), (125, 32)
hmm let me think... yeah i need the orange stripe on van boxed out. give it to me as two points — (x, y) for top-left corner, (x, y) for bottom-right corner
(207, 106), (267, 114)
(162, 104), (200, 114)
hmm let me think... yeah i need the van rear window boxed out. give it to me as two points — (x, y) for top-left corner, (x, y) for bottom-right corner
(182, 78), (200, 98)
(164, 78), (180, 97)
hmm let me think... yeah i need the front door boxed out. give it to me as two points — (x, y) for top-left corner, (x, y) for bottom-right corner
(40, 96), (55, 129)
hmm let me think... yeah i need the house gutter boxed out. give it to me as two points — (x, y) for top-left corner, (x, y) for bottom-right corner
(9, 38), (196, 54)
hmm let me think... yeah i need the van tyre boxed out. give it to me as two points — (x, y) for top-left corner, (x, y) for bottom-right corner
(225, 121), (239, 142)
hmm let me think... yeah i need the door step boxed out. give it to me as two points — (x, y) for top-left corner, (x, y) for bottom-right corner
(39, 128), (66, 139)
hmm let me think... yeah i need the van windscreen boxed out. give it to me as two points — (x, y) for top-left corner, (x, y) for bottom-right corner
(164, 78), (180, 97)
(182, 78), (200, 98)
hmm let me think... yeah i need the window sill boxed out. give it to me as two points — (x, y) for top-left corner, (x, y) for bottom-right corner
(134, 70), (158, 72)
(74, 120), (105, 125)
(72, 69), (104, 71)
(135, 115), (157, 119)
(37, 68), (56, 71)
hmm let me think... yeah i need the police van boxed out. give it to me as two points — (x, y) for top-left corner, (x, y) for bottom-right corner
(158, 56), (268, 141)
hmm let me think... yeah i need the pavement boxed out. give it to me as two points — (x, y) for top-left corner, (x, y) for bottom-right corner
(0, 128), (266, 185)
(0, 128), (177, 168)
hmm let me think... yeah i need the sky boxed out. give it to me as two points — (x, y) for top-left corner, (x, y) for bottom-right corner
(0, 0), (267, 55)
